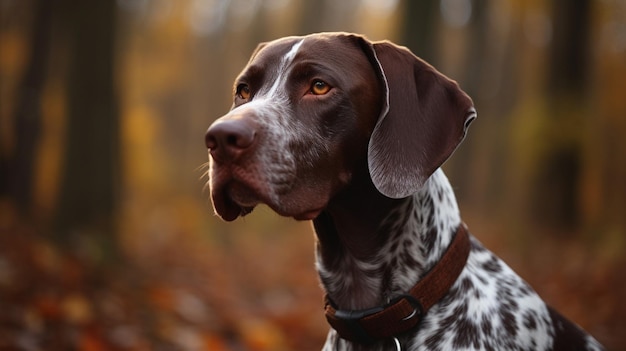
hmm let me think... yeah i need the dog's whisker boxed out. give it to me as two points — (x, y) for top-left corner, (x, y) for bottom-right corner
(196, 162), (211, 181)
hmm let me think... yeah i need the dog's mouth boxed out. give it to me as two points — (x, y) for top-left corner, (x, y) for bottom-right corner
(227, 182), (260, 208)
(224, 181), (262, 218)
(209, 160), (290, 221)
(210, 166), (326, 222)
(211, 175), (264, 221)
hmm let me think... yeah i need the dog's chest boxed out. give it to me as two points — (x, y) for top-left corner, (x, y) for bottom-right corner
(317, 170), (556, 350)
(322, 243), (557, 351)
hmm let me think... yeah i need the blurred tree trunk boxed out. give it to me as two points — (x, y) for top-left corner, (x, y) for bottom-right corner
(529, 0), (591, 230)
(547, 0), (590, 98)
(3, 0), (52, 215)
(248, 1), (268, 47)
(445, 0), (489, 204)
(54, 0), (121, 258)
(297, 0), (327, 36)
(400, 0), (438, 64)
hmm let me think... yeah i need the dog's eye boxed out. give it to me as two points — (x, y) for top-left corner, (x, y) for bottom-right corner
(310, 80), (330, 95)
(236, 84), (251, 100)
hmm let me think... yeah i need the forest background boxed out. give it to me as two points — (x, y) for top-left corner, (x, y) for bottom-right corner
(1, 0), (625, 350)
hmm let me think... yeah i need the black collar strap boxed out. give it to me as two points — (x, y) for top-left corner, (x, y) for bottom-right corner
(324, 224), (471, 344)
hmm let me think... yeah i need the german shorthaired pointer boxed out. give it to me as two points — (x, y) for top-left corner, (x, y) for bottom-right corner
(205, 32), (604, 351)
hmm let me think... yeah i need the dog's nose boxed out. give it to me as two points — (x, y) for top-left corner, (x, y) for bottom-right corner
(205, 117), (257, 162)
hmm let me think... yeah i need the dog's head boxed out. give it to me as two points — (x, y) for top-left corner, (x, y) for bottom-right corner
(205, 32), (476, 221)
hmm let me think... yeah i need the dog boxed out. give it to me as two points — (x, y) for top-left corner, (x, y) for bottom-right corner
(204, 32), (604, 351)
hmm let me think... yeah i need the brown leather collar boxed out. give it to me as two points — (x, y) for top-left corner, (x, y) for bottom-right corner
(324, 224), (471, 344)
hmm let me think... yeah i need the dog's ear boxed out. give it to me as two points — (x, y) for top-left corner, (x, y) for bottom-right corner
(363, 40), (476, 199)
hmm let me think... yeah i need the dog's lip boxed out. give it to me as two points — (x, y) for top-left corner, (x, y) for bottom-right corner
(212, 179), (262, 221)
(293, 208), (323, 221)
(227, 182), (261, 208)
(213, 180), (325, 221)
(213, 191), (243, 222)
(211, 165), (328, 221)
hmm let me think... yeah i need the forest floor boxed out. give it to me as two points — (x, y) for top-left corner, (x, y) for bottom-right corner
(0, 204), (624, 351)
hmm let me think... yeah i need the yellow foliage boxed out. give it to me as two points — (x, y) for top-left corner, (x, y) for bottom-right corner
(0, 30), (27, 76)
(240, 319), (287, 351)
(122, 103), (169, 193)
(34, 79), (66, 215)
(61, 293), (93, 325)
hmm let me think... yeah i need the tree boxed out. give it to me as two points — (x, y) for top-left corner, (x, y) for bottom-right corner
(400, 0), (439, 64)
(54, 0), (121, 257)
(528, 0), (591, 229)
(3, 0), (52, 215)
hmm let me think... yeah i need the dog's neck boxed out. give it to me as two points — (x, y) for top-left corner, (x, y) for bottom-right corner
(313, 169), (462, 310)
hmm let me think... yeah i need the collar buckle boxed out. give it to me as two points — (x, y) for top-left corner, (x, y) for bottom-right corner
(391, 294), (423, 322)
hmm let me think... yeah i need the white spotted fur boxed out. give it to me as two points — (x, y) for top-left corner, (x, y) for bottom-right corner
(319, 170), (603, 350)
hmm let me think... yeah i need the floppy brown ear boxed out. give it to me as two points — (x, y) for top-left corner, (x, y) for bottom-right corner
(366, 41), (476, 199)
